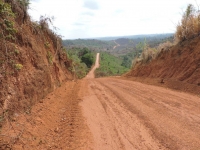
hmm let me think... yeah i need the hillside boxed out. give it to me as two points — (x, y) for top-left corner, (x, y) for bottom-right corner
(62, 39), (115, 50)
(94, 33), (174, 41)
(0, 0), (73, 125)
(125, 4), (200, 95)
(125, 36), (200, 95)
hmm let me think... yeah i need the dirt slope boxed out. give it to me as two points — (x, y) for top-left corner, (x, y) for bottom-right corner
(0, 0), (73, 123)
(2, 53), (200, 149)
(125, 37), (200, 94)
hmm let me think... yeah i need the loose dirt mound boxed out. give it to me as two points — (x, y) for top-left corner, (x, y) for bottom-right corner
(125, 37), (200, 95)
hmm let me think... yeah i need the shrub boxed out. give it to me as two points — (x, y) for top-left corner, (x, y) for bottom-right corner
(0, 1), (18, 42)
(14, 63), (23, 70)
(47, 51), (53, 65)
(175, 4), (200, 42)
(44, 42), (50, 49)
(132, 40), (173, 67)
(81, 53), (94, 68)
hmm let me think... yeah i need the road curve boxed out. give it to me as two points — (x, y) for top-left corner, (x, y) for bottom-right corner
(113, 41), (120, 50)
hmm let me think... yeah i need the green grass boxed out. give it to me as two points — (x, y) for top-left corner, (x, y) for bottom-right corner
(95, 52), (129, 77)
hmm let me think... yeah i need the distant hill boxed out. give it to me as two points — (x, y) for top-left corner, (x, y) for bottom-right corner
(93, 33), (174, 41)
(62, 39), (115, 50)
(62, 33), (174, 52)
(62, 33), (174, 69)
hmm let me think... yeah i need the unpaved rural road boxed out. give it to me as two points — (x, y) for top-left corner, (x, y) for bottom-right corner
(3, 53), (200, 149)
(113, 41), (120, 49)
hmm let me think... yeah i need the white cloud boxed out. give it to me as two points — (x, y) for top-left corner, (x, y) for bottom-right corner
(28, 0), (200, 39)
(83, 0), (99, 10)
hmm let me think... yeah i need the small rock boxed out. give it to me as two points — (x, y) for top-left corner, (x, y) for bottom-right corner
(54, 127), (59, 132)
(160, 79), (165, 84)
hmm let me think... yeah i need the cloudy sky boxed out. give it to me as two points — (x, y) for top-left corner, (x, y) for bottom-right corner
(29, 0), (199, 39)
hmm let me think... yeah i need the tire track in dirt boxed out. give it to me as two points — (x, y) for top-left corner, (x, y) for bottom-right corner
(81, 79), (166, 150)
(54, 81), (93, 150)
(81, 77), (200, 150)
(0, 81), (93, 150)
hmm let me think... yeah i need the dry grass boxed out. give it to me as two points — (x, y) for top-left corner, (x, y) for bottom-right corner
(175, 4), (200, 42)
(132, 41), (173, 67)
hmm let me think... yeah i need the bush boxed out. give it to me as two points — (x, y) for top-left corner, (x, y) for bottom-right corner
(132, 40), (173, 67)
(81, 53), (94, 68)
(66, 47), (95, 78)
(14, 63), (23, 70)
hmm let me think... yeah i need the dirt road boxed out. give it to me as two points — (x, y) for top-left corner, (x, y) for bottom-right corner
(81, 78), (200, 150)
(85, 53), (100, 79)
(2, 53), (200, 150)
(113, 41), (120, 49)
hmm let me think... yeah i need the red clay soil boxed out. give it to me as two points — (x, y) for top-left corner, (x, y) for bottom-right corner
(0, 80), (93, 150)
(1, 53), (200, 150)
(81, 77), (200, 150)
(0, 0), (73, 128)
(125, 37), (200, 95)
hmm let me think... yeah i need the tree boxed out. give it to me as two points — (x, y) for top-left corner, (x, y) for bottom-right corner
(81, 53), (94, 68)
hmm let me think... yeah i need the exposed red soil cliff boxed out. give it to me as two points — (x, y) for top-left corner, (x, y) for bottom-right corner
(125, 37), (200, 95)
(0, 0), (73, 123)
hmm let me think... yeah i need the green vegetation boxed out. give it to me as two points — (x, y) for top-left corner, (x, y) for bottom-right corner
(176, 4), (200, 42)
(95, 52), (129, 77)
(62, 39), (115, 50)
(63, 34), (174, 77)
(44, 42), (50, 49)
(67, 47), (95, 78)
(17, 0), (30, 8)
(94, 34), (174, 41)
(14, 63), (23, 70)
(120, 52), (138, 68)
(47, 51), (53, 65)
(0, 0), (17, 41)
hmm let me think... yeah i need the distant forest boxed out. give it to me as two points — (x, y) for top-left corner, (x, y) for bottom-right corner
(94, 33), (174, 41)
(62, 39), (115, 50)
(62, 33), (174, 75)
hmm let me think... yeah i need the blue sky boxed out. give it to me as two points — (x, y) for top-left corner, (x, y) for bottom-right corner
(29, 0), (199, 39)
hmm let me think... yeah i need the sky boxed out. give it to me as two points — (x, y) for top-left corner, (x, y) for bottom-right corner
(28, 0), (200, 39)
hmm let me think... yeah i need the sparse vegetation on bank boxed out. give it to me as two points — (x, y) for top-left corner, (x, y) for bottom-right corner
(175, 4), (200, 42)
